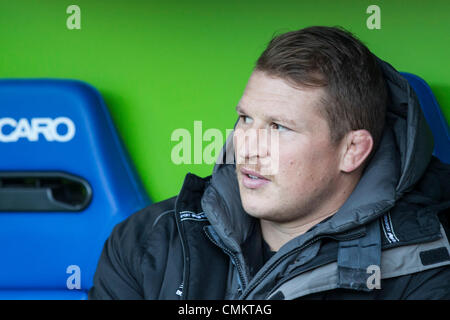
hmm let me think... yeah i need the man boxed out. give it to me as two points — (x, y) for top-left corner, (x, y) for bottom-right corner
(89, 26), (450, 299)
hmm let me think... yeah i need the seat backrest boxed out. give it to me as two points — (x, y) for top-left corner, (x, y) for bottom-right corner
(0, 79), (151, 299)
(401, 72), (450, 164)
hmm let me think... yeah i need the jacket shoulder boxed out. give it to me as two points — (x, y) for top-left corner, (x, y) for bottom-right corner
(114, 195), (178, 245)
(89, 195), (178, 299)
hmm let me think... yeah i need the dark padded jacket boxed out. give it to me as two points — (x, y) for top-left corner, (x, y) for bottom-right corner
(88, 59), (450, 300)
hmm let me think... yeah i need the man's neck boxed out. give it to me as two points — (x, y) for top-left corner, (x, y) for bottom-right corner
(260, 209), (338, 252)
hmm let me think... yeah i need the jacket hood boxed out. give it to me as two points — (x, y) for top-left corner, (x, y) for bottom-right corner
(201, 57), (438, 255)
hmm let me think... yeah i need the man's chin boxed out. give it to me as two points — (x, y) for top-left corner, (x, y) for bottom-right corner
(238, 184), (278, 218)
(241, 200), (273, 219)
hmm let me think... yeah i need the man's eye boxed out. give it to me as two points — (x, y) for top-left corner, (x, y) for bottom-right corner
(270, 122), (289, 132)
(240, 115), (253, 124)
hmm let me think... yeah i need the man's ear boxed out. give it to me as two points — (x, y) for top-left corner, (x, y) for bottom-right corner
(339, 130), (373, 173)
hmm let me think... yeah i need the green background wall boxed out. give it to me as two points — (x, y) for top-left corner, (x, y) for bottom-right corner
(1, 0), (449, 202)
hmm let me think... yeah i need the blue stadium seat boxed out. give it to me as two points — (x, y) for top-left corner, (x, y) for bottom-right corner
(401, 72), (450, 164)
(0, 79), (151, 299)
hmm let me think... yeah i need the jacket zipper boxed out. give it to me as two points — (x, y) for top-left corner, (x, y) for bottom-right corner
(204, 228), (248, 290)
(174, 195), (190, 300)
(240, 231), (366, 300)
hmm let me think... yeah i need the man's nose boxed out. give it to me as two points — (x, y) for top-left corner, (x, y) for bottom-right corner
(234, 127), (270, 164)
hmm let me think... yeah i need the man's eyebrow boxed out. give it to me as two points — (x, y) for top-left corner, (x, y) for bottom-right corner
(235, 104), (297, 127)
(270, 115), (296, 126)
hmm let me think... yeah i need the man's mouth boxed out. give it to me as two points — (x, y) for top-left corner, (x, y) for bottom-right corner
(240, 167), (271, 189)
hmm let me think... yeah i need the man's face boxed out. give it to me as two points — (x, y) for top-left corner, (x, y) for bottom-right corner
(234, 70), (344, 223)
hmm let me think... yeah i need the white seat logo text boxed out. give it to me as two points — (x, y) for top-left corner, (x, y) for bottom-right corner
(0, 117), (76, 142)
